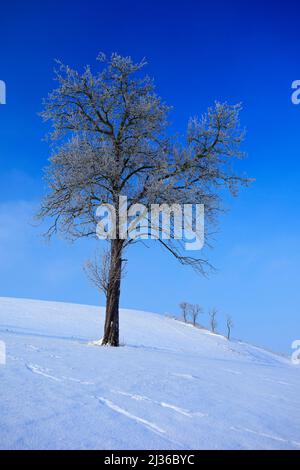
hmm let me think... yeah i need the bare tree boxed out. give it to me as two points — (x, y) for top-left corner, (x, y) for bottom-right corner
(226, 315), (234, 340)
(190, 304), (202, 326)
(209, 308), (218, 333)
(37, 52), (251, 346)
(179, 302), (190, 323)
(83, 249), (111, 297)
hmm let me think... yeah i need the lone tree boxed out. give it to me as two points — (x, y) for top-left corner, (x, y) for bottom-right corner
(226, 315), (234, 340)
(179, 302), (191, 323)
(38, 52), (251, 346)
(190, 304), (202, 326)
(209, 307), (218, 333)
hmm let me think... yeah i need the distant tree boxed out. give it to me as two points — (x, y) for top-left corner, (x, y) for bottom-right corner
(209, 308), (218, 333)
(179, 302), (190, 323)
(37, 52), (251, 346)
(226, 315), (234, 340)
(190, 304), (202, 326)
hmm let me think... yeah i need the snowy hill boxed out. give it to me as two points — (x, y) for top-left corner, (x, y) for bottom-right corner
(0, 297), (299, 450)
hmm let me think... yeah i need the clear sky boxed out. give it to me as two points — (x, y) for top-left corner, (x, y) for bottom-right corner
(0, 0), (299, 354)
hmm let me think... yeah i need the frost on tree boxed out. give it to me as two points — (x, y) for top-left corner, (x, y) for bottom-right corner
(37, 52), (252, 346)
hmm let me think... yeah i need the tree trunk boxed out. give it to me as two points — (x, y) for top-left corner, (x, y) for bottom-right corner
(102, 239), (123, 346)
(227, 327), (231, 340)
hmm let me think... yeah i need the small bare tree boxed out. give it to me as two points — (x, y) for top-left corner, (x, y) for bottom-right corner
(83, 249), (111, 297)
(190, 304), (202, 326)
(226, 315), (234, 340)
(84, 248), (126, 299)
(179, 302), (190, 323)
(209, 308), (218, 333)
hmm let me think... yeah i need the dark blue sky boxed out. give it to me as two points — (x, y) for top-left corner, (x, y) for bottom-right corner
(0, 0), (299, 353)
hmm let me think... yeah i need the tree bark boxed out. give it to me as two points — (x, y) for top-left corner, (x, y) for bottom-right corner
(101, 239), (123, 346)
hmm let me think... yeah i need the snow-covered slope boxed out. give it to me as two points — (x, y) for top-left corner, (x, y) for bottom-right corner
(0, 297), (299, 450)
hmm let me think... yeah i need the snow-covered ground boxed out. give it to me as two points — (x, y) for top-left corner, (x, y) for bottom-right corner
(0, 297), (299, 450)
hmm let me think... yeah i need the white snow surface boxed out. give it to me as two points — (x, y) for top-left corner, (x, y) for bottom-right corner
(0, 297), (299, 450)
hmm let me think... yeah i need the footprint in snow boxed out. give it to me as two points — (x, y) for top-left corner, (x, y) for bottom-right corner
(222, 368), (242, 375)
(112, 390), (207, 418)
(27, 345), (40, 351)
(26, 364), (94, 385)
(97, 396), (166, 434)
(26, 364), (62, 382)
(230, 426), (300, 448)
(172, 372), (200, 381)
(96, 396), (186, 448)
(261, 377), (290, 386)
(62, 376), (95, 385)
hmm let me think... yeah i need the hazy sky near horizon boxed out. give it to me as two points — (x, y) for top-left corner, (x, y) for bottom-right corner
(0, 0), (300, 354)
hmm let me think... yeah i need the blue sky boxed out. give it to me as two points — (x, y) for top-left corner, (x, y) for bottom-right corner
(0, 0), (299, 354)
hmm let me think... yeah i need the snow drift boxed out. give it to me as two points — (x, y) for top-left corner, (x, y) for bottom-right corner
(0, 297), (299, 450)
